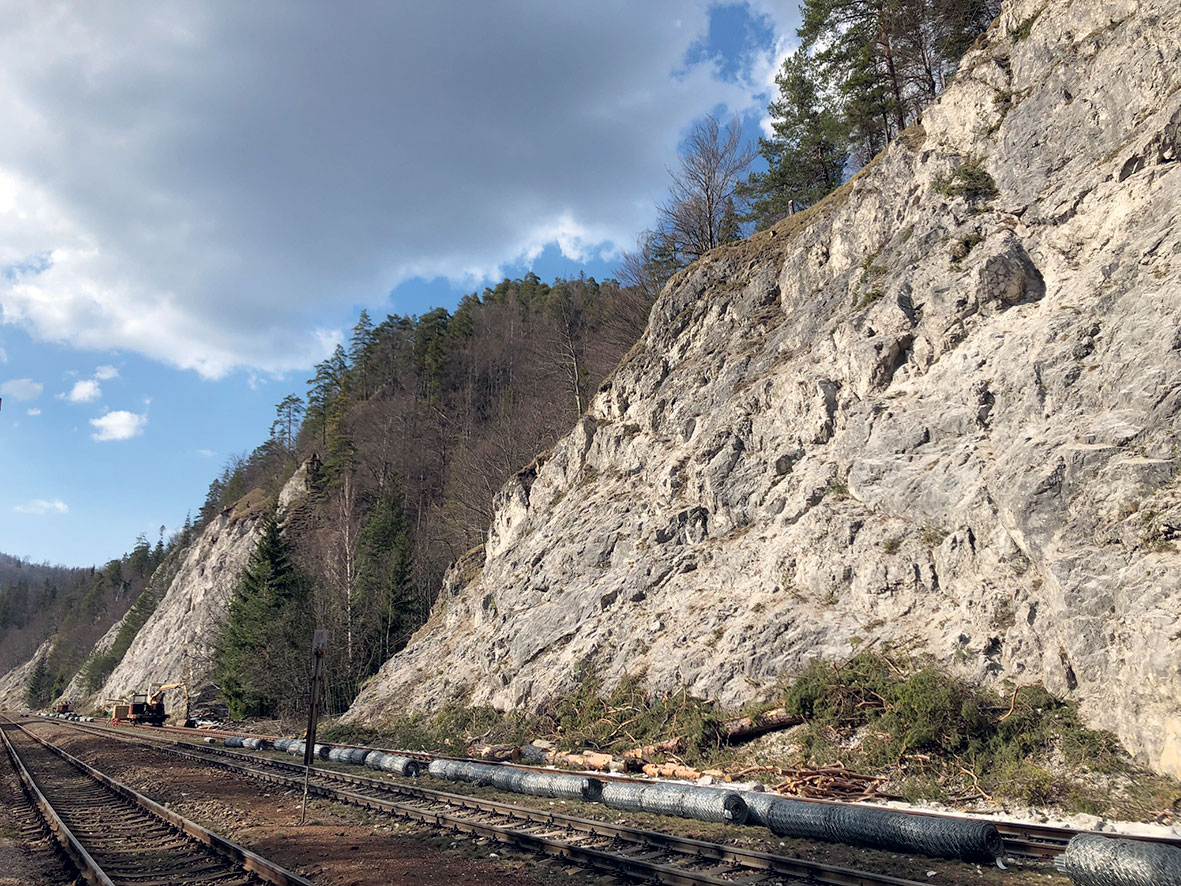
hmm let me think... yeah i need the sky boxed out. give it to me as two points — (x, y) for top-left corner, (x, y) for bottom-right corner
(0, 1), (800, 567)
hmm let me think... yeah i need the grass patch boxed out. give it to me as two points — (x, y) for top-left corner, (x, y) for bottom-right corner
(1012, 10), (1041, 42)
(936, 160), (998, 203)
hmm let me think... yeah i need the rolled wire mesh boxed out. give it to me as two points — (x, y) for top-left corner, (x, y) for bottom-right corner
(1056, 833), (1181, 886)
(742, 792), (776, 828)
(346, 748), (369, 765)
(379, 755), (421, 778)
(601, 781), (648, 812)
(312, 743), (331, 760)
(273, 739), (292, 752)
(364, 751), (387, 769)
(224, 736), (245, 748)
(287, 740), (306, 756)
(327, 748), (349, 763)
(765, 797), (1001, 862)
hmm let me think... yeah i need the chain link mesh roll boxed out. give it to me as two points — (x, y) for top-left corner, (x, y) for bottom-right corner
(765, 797), (1000, 862)
(272, 738), (291, 752)
(1057, 833), (1181, 886)
(601, 780), (746, 824)
(743, 792), (776, 828)
(601, 781), (648, 812)
(364, 751), (387, 769)
(327, 747), (348, 763)
(224, 736), (244, 748)
(287, 740), (305, 756)
(379, 755), (421, 777)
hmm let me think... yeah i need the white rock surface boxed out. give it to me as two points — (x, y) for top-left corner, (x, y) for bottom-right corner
(0, 638), (54, 709)
(345, 0), (1181, 778)
(96, 467), (313, 706)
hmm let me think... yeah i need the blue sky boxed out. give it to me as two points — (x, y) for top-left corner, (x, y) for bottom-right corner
(0, 1), (800, 566)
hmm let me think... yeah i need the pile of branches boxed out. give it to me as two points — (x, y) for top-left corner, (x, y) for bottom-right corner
(736, 762), (887, 801)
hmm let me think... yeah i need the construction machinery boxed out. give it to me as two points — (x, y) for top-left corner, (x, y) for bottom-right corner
(53, 699), (75, 715)
(110, 682), (189, 726)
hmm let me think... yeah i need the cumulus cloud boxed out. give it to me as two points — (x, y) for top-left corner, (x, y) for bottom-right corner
(0, 345), (6, 363)
(1, 377), (42, 400)
(90, 409), (147, 441)
(94, 365), (118, 380)
(64, 378), (102, 402)
(0, 2), (790, 379)
(13, 498), (68, 515)
(27, 407), (40, 415)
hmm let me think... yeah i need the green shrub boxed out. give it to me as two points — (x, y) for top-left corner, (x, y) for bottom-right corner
(936, 161), (998, 202)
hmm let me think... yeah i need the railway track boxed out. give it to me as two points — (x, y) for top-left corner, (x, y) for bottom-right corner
(0, 716), (314, 886)
(48, 715), (1181, 863)
(30, 717), (938, 886)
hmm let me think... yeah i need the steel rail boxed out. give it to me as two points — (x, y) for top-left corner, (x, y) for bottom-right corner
(32, 716), (934, 886)
(1, 716), (315, 886)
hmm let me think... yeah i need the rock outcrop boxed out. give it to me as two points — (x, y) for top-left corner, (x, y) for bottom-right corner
(94, 469), (313, 709)
(345, 0), (1181, 777)
(0, 638), (53, 708)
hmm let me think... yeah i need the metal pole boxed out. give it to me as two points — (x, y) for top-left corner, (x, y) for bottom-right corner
(299, 630), (327, 826)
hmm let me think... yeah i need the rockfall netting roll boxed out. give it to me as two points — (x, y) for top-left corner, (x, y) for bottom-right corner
(428, 760), (602, 801)
(242, 737), (268, 750)
(286, 740), (306, 756)
(273, 738), (292, 752)
(384, 755), (422, 778)
(1056, 833), (1181, 886)
(328, 747), (350, 763)
(601, 780), (748, 825)
(763, 797), (1001, 863)
(347, 748), (369, 765)
(224, 736), (245, 748)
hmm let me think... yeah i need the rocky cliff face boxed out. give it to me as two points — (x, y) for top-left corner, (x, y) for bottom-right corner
(345, 0), (1181, 777)
(0, 638), (53, 708)
(94, 468), (312, 711)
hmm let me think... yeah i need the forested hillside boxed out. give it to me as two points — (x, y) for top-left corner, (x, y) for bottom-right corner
(200, 274), (654, 715)
(0, 538), (172, 705)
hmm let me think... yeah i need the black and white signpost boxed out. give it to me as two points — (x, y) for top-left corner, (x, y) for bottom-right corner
(300, 629), (328, 825)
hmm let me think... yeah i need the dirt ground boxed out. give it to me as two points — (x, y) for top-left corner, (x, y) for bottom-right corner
(21, 719), (1072, 886)
(16, 719), (611, 886)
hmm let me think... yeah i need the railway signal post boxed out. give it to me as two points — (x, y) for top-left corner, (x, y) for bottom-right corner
(300, 628), (328, 825)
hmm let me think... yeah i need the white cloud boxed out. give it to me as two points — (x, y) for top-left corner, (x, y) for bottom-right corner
(196, 448), (216, 458)
(13, 498), (67, 515)
(27, 406), (40, 415)
(0, 345), (6, 363)
(0, 2), (771, 379)
(94, 364), (118, 380)
(90, 409), (147, 441)
(1, 377), (42, 400)
(64, 378), (101, 402)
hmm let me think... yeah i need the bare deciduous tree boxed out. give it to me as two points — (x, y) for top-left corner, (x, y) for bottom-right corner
(656, 115), (755, 263)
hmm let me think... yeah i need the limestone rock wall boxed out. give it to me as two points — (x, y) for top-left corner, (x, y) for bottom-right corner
(0, 639), (53, 709)
(345, 0), (1181, 777)
(96, 467), (312, 708)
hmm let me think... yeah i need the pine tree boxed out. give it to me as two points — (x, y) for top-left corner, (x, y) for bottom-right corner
(743, 52), (850, 229)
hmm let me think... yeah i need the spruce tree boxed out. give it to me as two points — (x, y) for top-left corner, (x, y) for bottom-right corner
(213, 511), (310, 719)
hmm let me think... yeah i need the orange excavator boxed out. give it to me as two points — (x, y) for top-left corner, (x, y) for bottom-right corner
(110, 682), (189, 726)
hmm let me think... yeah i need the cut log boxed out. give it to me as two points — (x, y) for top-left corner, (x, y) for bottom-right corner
(721, 708), (800, 742)
(468, 743), (519, 762)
